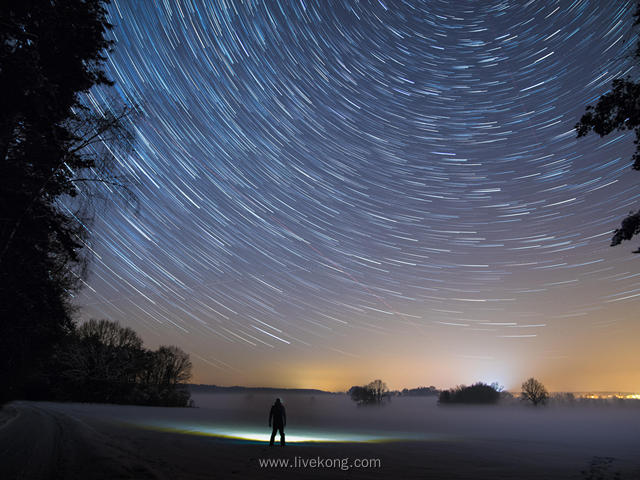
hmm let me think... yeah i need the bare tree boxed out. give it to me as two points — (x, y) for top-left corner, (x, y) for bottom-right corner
(51, 317), (193, 406)
(521, 377), (549, 406)
(77, 318), (143, 350)
(149, 346), (193, 386)
(63, 319), (144, 389)
(367, 379), (389, 404)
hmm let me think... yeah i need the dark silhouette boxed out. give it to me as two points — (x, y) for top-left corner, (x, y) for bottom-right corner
(0, 0), (137, 404)
(401, 386), (439, 396)
(438, 382), (501, 404)
(575, 1), (640, 253)
(348, 379), (390, 406)
(25, 318), (193, 407)
(521, 377), (549, 407)
(268, 398), (286, 446)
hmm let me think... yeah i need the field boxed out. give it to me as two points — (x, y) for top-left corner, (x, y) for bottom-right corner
(1, 393), (639, 479)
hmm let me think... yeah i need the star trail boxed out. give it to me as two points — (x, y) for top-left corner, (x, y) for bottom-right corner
(77, 0), (640, 392)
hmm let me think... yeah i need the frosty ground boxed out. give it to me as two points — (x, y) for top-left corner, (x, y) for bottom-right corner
(1, 393), (639, 479)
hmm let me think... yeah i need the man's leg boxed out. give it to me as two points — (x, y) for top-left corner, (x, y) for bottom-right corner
(270, 426), (277, 446)
(279, 426), (285, 446)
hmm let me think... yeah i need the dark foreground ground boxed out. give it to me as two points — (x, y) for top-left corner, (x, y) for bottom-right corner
(1, 397), (639, 479)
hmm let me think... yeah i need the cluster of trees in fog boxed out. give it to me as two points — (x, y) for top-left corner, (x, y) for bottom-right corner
(27, 319), (193, 407)
(350, 377), (551, 407)
(349, 383), (439, 404)
(348, 379), (391, 406)
(439, 378), (549, 406)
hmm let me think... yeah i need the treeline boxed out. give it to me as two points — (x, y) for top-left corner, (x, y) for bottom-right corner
(349, 378), (551, 407)
(348, 382), (440, 405)
(189, 385), (334, 395)
(438, 379), (549, 406)
(401, 386), (439, 396)
(25, 319), (193, 407)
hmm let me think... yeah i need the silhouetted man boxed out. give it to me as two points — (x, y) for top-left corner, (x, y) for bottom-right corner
(269, 398), (286, 446)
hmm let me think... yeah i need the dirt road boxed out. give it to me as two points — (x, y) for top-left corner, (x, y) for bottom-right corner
(0, 402), (165, 480)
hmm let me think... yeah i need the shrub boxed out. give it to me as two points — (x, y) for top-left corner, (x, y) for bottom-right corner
(438, 382), (501, 404)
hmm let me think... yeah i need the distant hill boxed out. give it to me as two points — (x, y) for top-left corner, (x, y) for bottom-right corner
(188, 384), (338, 395)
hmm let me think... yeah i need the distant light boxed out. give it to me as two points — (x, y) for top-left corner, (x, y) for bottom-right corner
(583, 393), (640, 400)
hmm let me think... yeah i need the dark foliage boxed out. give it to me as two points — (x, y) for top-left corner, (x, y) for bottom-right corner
(348, 386), (372, 405)
(611, 211), (640, 253)
(0, 0), (136, 403)
(575, 1), (640, 252)
(438, 382), (501, 405)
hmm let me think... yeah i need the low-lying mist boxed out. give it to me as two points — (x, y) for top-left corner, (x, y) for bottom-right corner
(184, 392), (640, 453)
(43, 391), (640, 459)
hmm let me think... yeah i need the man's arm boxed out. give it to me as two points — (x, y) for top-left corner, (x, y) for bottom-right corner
(283, 407), (286, 427)
(268, 406), (273, 426)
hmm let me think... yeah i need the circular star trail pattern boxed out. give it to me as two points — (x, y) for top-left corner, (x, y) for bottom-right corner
(78, 0), (640, 385)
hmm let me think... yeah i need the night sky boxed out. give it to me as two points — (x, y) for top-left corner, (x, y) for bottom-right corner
(77, 0), (640, 392)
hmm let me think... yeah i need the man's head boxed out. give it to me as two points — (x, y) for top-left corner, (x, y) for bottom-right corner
(275, 398), (281, 405)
